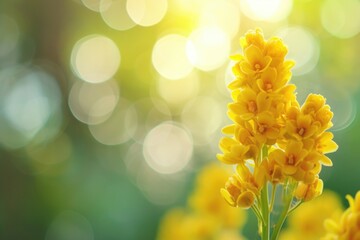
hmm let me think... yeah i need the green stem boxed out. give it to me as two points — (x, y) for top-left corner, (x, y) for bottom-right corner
(259, 144), (270, 240)
(260, 184), (269, 240)
(288, 200), (302, 215)
(251, 205), (265, 224)
(270, 182), (296, 240)
(269, 184), (277, 212)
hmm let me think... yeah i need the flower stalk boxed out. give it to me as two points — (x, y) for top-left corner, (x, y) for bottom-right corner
(218, 28), (338, 239)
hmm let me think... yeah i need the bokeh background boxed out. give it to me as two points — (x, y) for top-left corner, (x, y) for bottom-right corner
(0, 0), (359, 239)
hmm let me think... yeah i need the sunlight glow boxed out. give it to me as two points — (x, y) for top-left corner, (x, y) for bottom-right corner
(186, 27), (230, 71)
(240, 0), (293, 22)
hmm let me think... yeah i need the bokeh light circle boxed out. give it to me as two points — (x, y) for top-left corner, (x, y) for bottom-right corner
(81, 0), (102, 12)
(0, 66), (63, 149)
(321, 0), (360, 39)
(143, 122), (193, 174)
(156, 73), (199, 107)
(277, 27), (320, 75)
(89, 98), (138, 145)
(152, 34), (193, 80)
(71, 35), (120, 83)
(199, 0), (241, 38)
(126, 0), (168, 27)
(131, 98), (172, 143)
(68, 80), (119, 125)
(186, 26), (230, 71)
(240, 0), (293, 22)
(181, 96), (224, 145)
(100, 0), (136, 31)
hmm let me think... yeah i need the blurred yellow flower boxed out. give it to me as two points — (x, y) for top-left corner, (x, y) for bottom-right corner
(157, 208), (218, 240)
(279, 190), (344, 240)
(157, 164), (247, 240)
(323, 191), (360, 240)
(189, 164), (246, 229)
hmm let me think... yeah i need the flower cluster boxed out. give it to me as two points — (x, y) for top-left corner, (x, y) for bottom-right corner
(323, 191), (360, 240)
(157, 164), (246, 240)
(217, 28), (338, 239)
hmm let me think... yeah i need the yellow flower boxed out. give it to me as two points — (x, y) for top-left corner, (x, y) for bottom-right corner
(323, 191), (360, 240)
(240, 44), (272, 75)
(312, 132), (338, 166)
(295, 177), (323, 202)
(236, 163), (266, 194)
(301, 94), (326, 115)
(256, 67), (282, 93)
(270, 140), (308, 175)
(286, 106), (321, 140)
(254, 111), (282, 145)
(301, 94), (334, 132)
(291, 151), (323, 184)
(315, 105), (334, 132)
(262, 157), (285, 184)
(240, 28), (266, 51)
(279, 190), (344, 240)
(220, 173), (256, 209)
(314, 132), (338, 154)
(233, 122), (260, 160)
(217, 137), (250, 164)
(229, 89), (271, 120)
(229, 63), (255, 90)
(264, 36), (289, 67)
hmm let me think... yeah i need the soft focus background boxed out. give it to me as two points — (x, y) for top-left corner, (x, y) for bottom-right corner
(0, 0), (359, 239)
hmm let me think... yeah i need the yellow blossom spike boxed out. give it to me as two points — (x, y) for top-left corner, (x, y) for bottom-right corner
(217, 28), (338, 239)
